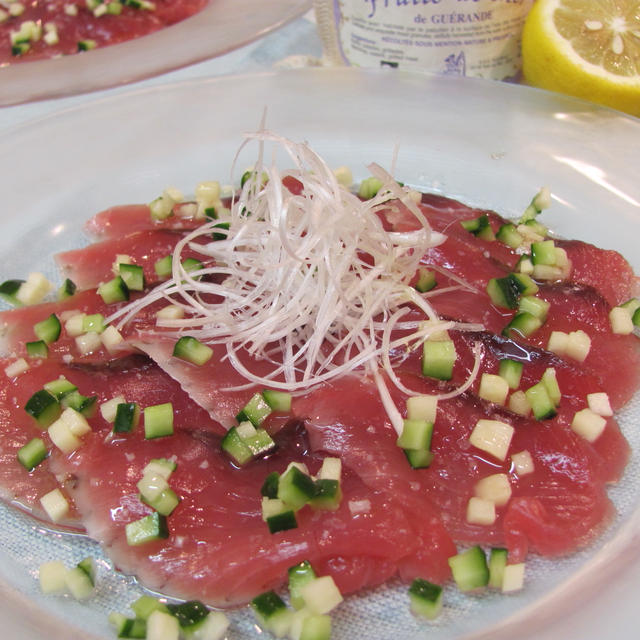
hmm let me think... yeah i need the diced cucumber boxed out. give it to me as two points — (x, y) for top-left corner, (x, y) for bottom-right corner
(408, 578), (443, 620)
(262, 389), (292, 412)
(125, 512), (169, 546)
(144, 402), (174, 439)
(57, 278), (77, 301)
(251, 591), (293, 637)
(298, 613), (332, 640)
(448, 546), (489, 591)
(83, 313), (107, 334)
(278, 465), (317, 511)
(488, 548), (508, 588)
(541, 368), (561, 406)
(154, 255), (173, 279)
(109, 612), (147, 639)
(414, 267), (437, 293)
(309, 478), (342, 511)
(77, 556), (96, 584)
(114, 402), (140, 433)
(141, 487), (180, 516)
(523, 219), (548, 237)
(143, 458), (177, 480)
(0, 279), (25, 306)
(119, 263), (145, 291)
(524, 382), (557, 420)
(43, 376), (77, 399)
(26, 340), (49, 359)
(211, 222), (230, 241)
(266, 508), (298, 534)
(486, 276), (521, 310)
(25, 389), (61, 428)
(422, 339), (456, 380)
(220, 427), (253, 466)
(166, 600), (209, 630)
(236, 392), (272, 426)
(358, 176), (382, 199)
(397, 419), (433, 451)
(181, 258), (203, 276)
(243, 427), (276, 457)
(33, 313), (61, 344)
(173, 336), (213, 366)
(17, 437), (48, 470)
(531, 240), (557, 265)
(65, 565), (95, 600)
(498, 359), (523, 390)
(503, 311), (543, 338)
(288, 561), (318, 610)
(97, 276), (130, 304)
(460, 214), (494, 241)
(185, 611), (229, 640)
(518, 295), (550, 320)
(261, 471), (280, 499)
(61, 390), (97, 417)
(130, 595), (169, 620)
(404, 448), (434, 469)
(495, 223), (523, 249)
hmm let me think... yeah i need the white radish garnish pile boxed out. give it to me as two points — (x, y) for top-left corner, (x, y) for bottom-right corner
(112, 130), (483, 434)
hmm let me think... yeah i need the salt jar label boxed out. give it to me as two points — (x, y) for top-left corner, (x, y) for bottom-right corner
(320, 0), (533, 80)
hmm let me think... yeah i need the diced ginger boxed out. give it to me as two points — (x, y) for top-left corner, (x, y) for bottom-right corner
(508, 390), (531, 417)
(40, 488), (70, 523)
(466, 496), (496, 525)
(39, 561), (68, 594)
(299, 576), (343, 614)
(15, 272), (53, 306)
(156, 304), (185, 320)
(610, 306), (634, 335)
(565, 330), (591, 362)
(48, 418), (82, 454)
(547, 330), (569, 355)
(502, 563), (525, 593)
(406, 394), (438, 423)
(4, 358), (29, 377)
(319, 457), (341, 481)
(571, 408), (607, 443)
(478, 373), (509, 405)
(61, 407), (91, 437)
(511, 450), (535, 476)
(587, 392), (613, 417)
(474, 473), (512, 507)
(64, 313), (86, 337)
(469, 419), (514, 461)
(75, 332), (102, 355)
(100, 325), (124, 352)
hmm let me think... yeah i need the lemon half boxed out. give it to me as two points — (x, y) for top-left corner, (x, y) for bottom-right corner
(522, 0), (640, 117)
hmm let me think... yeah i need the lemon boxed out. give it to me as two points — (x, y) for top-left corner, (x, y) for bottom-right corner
(521, 0), (640, 117)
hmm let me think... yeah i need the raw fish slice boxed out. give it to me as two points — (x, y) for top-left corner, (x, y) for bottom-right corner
(0, 355), (223, 525)
(0, 289), (135, 363)
(51, 421), (455, 606)
(297, 370), (617, 563)
(55, 229), (209, 291)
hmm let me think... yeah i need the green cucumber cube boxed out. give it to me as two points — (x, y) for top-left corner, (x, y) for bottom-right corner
(119, 263), (145, 291)
(448, 546), (489, 591)
(221, 427), (253, 466)
(525, 382), (557, 420)
(154, 255), (173, 279)
(57, 278), (77, 301)
(125, 512), (169, 546)
(25, 389), (61, 428)
(261, 472), (280, 499)
(0, 279), (25, 306)
(278, 465), (317, 510)
(43, 377), (78, 399)
(397, 419), (433, 451)
(251, 591), (293, 636)
(33, 313), (61, 344)
(166, 600), (210, 630)
(173, 336), (213, 366)
(414, 267), (437, 293)
(488, 547), (508, 588)
(309, 478), (342, 511)
(288, 561), (318, 610)
(26, 340), (49, 359)
(408, 578), (443, 620)
(404, 448), (434, 469)
(262, 389), (292, 412)
(130, 595), (169, 620)
(17, 437), (48, 470)
(498, 359), (523, 390)
(114, 402), (140, 433)
(422, 340), (456, 380)
(144, 402), (174, 439)
(97, 276), (130, 304)
(236, 392), (272, 426)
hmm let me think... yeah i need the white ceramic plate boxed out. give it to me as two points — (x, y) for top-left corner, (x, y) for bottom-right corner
(0, 0), (311, 106)
(0, 68), (639, 639)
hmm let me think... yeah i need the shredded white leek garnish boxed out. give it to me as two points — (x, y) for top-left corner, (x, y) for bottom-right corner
(111, 130), (483, 434)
